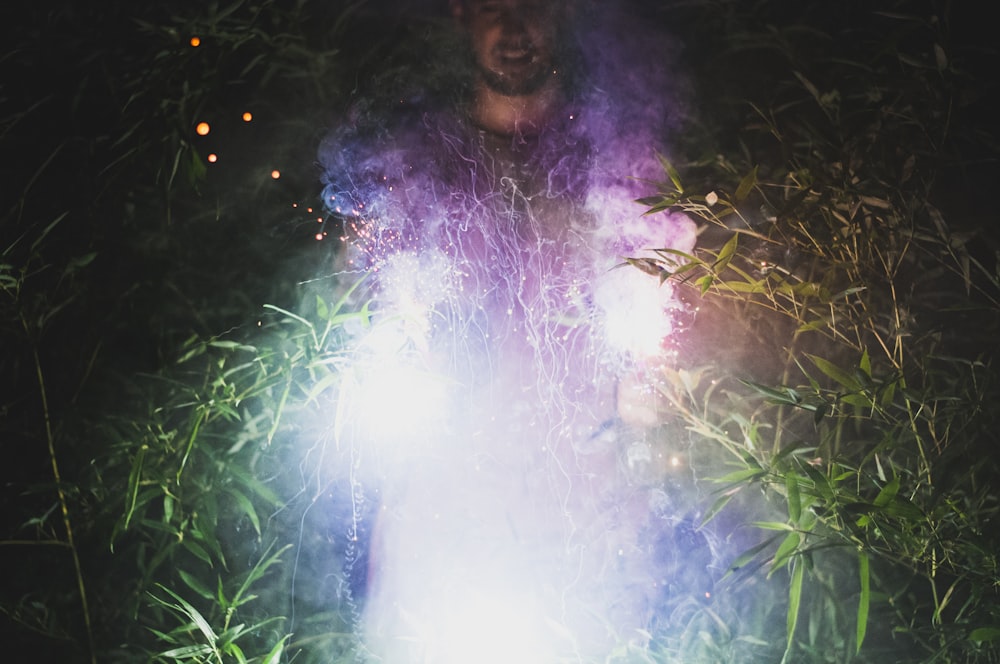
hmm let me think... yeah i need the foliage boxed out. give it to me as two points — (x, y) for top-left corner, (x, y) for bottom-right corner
(2, 0), (997, 663)
(633, 2), (1000, 661)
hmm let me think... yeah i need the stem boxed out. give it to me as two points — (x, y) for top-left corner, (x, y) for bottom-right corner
(25, 323), (97, 664)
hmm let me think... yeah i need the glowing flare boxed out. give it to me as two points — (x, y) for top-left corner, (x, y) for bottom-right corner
(242, 111), (253, 122)
(189, 36), (201, 47)
(423, 591), (553, 664)
(270, 169), (281, 179)
(195, 121), (210, 136)
(207, 153), (218, 163)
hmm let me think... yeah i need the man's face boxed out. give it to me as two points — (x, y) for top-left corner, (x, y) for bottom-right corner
(459, 0), (566, 96)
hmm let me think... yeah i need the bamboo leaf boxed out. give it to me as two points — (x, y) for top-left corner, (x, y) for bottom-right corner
(178, 568), (216, 602)
(154, 584), (217, 646)
(857, 551), (870, 653)
(786, 472), (802, 523)
(700, 490), (737, 527)
(656, 152), (684, 193)
(262, 636), (290, 664)
(784, 557), (805, 662)
(873, 476), (900, 508)
(124, 445), (147, 530)
(224, 486), (261, 538)
(735, 166), (758, 203)
(970, 627), (1000, 642)
(807, 354), (863, 391)
(771, 531), (802, 574)
(727, 535), (781, 574)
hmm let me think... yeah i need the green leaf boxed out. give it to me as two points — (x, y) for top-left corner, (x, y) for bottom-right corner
(970, 627), (1000, 642)
(181, 539), (213, 566)
(656, 152), (684, 194)
(727, 535), (781, 574)
(784, 557), (805, 662)
(178, 568), (216, 602)
(124, 445), (147, 530)
(154, 584), (218, 646)
(262, 636), (290, 664)
(771, 531), (802, 574)
(700, 490), (737, 527)
(786, 472), (802, 523)
(224, 486), (261, 538)
(807, 354), (863, 391)
(316, 293), (329, 321)
(741, 380), (800, 405)
(735, 166), (758, 203)
(873, 476), (900, 508)
(857, 552), (870, 653)
(714, 233), (739, 272)
(752, 521), (796, 532)
(714, 467), (767, 484)
(157, 643), (214, 658)
(859, 349), (872, 379)
(208, 339), (256, 352)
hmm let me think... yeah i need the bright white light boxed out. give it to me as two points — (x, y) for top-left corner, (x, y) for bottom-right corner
(594, 266), (676, 358)
(339, 319), (451, 458)
(410, 587), (555, 664)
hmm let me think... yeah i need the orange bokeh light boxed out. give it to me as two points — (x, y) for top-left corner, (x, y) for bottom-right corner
(190, 36), (201, 47)
(195, 122), (210, 136)
(207, 153), (218, 163)
(271, 170), (281, 179)
(242, 112), (253, 122)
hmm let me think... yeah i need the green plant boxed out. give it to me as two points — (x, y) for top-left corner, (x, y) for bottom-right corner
(630, 3), (1000, 661)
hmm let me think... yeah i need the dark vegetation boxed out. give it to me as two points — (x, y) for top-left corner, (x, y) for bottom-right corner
(2, 0), (997, 661)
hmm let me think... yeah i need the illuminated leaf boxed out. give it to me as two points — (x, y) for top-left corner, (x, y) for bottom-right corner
(786, 472), (802, 523)
(771, 531), (802, 574)
(727, 535), (781, 574)
(735, 166), (758, 203)
(656, 152), (684, 194)
(784, 557), (805, 661)
(807, 354), (863, 391)
(857, 552), (870, 653)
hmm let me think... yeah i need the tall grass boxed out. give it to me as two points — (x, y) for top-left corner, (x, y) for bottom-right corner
(2, 1), (996, 662)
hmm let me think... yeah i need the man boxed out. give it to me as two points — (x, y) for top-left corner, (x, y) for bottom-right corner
(450, 0), (569, 135)
(321, 1), (706, 660)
